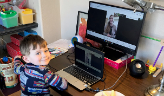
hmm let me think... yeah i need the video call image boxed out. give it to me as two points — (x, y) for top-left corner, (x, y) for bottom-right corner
(86, 2), (145, 51)
(103, 14), (118, 39)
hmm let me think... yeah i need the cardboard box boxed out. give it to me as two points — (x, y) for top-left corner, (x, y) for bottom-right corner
(104, 55), (134, 69)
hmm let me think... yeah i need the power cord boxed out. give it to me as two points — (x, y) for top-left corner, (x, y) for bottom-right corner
(100, 69), (106, 90)
(85, 54), (129, 92)
(100, 69), (106, 82)
(66, 51), (75, 64)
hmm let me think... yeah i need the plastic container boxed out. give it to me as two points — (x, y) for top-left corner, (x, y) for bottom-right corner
(24, 30), (37, 36)
(18, 31), (24, 37)
(0, 14), (3, 26)
(6, 42), (22, 58)
(12, 5), (22, 13)
(19, 8), (34, 24)
(0, 0), (11, 3)
(0, 10), (18, 28)
(10, 34), (23, 46)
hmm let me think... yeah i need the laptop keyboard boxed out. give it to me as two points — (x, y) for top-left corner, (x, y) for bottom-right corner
(63, 66), (99, 85)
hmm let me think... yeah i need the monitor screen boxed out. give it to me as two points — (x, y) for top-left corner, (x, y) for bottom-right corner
(86, 1), (146, 56)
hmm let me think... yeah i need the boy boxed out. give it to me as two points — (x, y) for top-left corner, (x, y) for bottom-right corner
(14, 34), (68, 96)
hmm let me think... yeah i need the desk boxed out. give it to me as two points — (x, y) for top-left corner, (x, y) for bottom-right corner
(2, 48), (162, 96)
(49, 48), (162, 96)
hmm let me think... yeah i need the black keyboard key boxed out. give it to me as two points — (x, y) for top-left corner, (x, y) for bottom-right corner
(63, 66), (99, 84)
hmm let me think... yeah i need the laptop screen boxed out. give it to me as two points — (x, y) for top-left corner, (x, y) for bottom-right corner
(74, 42), (104, 78)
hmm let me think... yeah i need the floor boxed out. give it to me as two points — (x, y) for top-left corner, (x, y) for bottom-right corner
(8, 88), (61, 96)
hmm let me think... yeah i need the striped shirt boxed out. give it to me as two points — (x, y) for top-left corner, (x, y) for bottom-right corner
(14, 58), (68, 96)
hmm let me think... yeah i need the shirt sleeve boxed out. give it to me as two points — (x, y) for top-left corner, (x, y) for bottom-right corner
(14, 58), (24, 75)
(43, 67), (68, 91)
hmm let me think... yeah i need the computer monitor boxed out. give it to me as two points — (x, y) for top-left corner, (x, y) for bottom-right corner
(86, 1), (146, 57)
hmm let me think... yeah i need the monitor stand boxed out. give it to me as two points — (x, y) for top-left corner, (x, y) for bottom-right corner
(103, 46), (126, 61)
(83, 41), (125, 61)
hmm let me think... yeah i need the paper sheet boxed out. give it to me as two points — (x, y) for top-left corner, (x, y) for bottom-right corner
(47, 39), (71, 50)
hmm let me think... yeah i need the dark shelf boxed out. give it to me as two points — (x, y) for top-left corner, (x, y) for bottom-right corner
(0, 48), (9, 58)
(0, 22), (38, 36)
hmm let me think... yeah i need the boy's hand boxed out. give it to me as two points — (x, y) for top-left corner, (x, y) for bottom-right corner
(62, 78), (68, 89)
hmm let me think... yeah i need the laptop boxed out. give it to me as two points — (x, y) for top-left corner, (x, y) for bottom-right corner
(55, 41), (104, 90)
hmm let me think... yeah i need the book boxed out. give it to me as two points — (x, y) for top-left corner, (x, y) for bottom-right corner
(49, 47), (68, 59)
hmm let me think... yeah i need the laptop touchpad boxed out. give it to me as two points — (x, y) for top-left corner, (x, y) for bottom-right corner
(65, 75), (79, 82)
(55, 70), (70, 78)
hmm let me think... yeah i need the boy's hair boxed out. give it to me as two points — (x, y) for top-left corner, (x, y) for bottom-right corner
(20, 34), (47, 56)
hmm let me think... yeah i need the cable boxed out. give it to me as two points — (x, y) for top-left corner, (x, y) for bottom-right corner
(100, 69), (106, 82)
(66, 51), (75, 64)
(103, 54), (128, 91)
(85, 54), (128, 92)
(101, 69), (106, 89)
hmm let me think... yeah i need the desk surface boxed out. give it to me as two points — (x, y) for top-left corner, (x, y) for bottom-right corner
(2, 48), (162, 96)
(49, 48), (162, 96)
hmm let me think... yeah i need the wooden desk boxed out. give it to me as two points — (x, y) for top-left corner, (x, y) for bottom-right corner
(49, 48), (162, 96)
(1, 48), (162, 96)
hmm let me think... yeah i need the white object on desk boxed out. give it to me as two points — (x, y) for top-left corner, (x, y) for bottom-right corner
(115, 54), (132, 63)
(47, 39), (71, 50)
(94, 91), (125, 96)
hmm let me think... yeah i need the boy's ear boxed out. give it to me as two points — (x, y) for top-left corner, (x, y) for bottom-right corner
(22, 56), (30, 63)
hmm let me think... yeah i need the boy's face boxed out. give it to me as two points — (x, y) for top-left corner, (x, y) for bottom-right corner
(24, 44), (51, 65)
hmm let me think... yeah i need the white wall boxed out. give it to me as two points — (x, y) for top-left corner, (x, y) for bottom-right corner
(60, 0), (130, 40)
(26, 0), (61, 44)
(39, 0), (61, 44)
(26, 0), (43, 37)
(60, 0), (164, 66)
(136, 0), (164, 66)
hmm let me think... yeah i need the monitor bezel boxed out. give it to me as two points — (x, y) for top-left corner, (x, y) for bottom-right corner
(86, 1), (147, 56)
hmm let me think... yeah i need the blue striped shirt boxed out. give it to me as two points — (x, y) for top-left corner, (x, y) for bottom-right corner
(14, 58), (68, 95)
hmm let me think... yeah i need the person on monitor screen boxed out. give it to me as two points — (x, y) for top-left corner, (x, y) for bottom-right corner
(103, 15), (117, 38)
(14, 34), (68, 96)
(78, 18), (101, 48)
